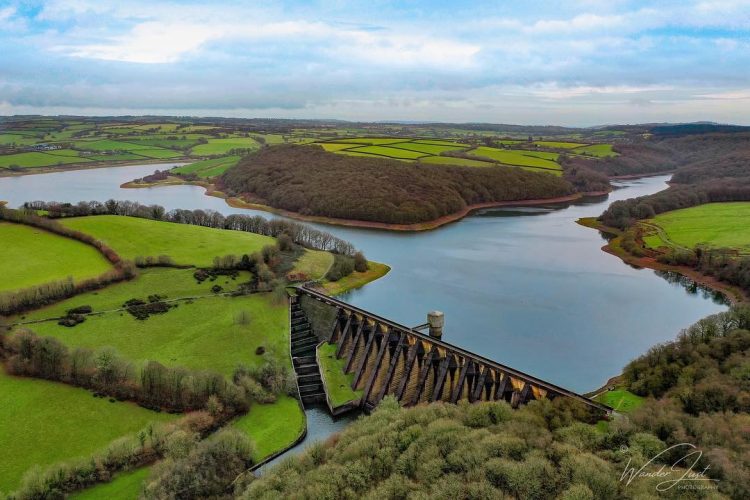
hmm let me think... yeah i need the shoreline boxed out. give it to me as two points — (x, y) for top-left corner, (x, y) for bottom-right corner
(123, 175), (611, 231)
(577, 217), (748, 305)
(0, 159), (190, 178)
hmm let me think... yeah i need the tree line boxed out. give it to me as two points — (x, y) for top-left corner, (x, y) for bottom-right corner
(0, 329), (296, 415)
(220, 145), (574, 225)
(21, 199), (358, 256)
(0, 208), (135, 315)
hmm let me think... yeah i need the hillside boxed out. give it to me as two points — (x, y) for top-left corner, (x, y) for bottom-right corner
(221, 145), (574, 225)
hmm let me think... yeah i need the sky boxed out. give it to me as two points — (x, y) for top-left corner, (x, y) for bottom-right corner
(1, 0), (749, 126)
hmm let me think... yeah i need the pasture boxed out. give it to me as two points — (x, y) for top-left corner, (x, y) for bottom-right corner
(643, 202), (750, 253)
(172, 155), (240, 178)
(70, 467), (149, 500)
(593, 389), (644, 413)
(60, 215), (276, 267)
(233, 395), (305, 460)
(312, 137), (570, 175)
(572, 144), (617, 157)
(0, 222), (112, 293)
(0, 152), (91, 169)
(0, 370), (175, 493)
(24, 293), (289, 377)
(190, 137), (260, 156)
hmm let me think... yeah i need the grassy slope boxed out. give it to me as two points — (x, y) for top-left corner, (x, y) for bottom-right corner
(60, 216), (276, 267)
(322, 262), (390, 296)
(593, 389), (644, 413)
(291, 249), (334, 280)
(0, 369), (175, 493)
(69, 467), (149, 500)
(25, 293), (288, 377)
(190, 138), (259, 156)
(467, 146), (562, 170)
(172, 156), (240, 177)
(644, 202), (750, 252)
(15, 267), (239, 318)
(233, 395), (306, 461)
(0, 152), (91, 168)
(0, 222), (112, 293)
(318, 342), (362, 407)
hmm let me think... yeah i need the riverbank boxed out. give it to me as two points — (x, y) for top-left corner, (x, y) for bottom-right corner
(0, 159), (190, 178)
(577, 217), (749, 304)
(122, 175), (610, 231)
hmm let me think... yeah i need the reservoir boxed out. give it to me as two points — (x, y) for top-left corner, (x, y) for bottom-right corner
(0, 165), (727, 392)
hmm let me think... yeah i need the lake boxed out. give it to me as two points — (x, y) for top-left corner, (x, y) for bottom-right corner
(0, 164), (727, 392)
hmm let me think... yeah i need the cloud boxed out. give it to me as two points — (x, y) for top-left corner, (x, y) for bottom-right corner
(1, 0), (749, 124)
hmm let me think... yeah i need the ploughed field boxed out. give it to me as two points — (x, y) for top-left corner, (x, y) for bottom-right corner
(641, 202), (750, 254)
(0, 214), (377, 495)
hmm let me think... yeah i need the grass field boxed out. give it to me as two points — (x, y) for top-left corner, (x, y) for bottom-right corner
(533, 141), (586, 149)
(592, 389), (644, 413)
(322, 262), (390, 296)
(572, 144), (617, 157)
(190, 138), (259, 156)
(233, 395), (306, 460)
(0, 222), (112, 293)
(0, 369), (175, 493)
(172, 156), (240, 177)
(318, 343), (362, 407)
(420, 156), (495, 167)
(643, 202), (750, 253)
(70, 467), (149, 500)
(0, 152), (91, 168)
(343, 145), (429, 159)
(291, 249), (334, 280)
(24, 292), (288, 377)
(60, 216), (276, 267)
(467, 146), (562, 171)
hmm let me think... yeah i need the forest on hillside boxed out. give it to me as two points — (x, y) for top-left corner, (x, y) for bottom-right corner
(233, 307), (750, 499)
(221, 146), (574, 225)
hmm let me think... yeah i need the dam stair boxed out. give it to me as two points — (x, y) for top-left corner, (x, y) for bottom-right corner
(291, 299), (327, 406)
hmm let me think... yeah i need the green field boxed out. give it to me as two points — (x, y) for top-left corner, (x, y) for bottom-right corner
(343, 145), (429, 159)
(0, 152), (91, 168)
(533, 141), (586, 149)
(70, 467), (149, 500)
(60, 216), (276, 267)
(318, 342), (363, 407)
(190, 138), (259, 156)
(233, 395), (306, 460)
(643, 202), (750, 253)
(572, 143), (617, 157)
(593, 389), (644, 413)
(467, 146), (562, 171)
(0, 369), (175, 493)
(291, 249), (334, 280)
(73, 139), (153, 151)
(419, 155), (494, 167)
(0, 222), (112, 292)
(172, 155), (240, 177)
(24, 292), (287, 377)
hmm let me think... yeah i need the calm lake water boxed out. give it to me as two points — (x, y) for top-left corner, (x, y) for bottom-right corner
(0, 165), (727, 393)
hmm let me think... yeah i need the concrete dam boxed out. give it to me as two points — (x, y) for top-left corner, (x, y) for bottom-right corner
(290, 286), (612, 415)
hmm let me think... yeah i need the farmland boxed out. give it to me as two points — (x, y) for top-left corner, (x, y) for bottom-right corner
(0, 371), (175, 492)
(0, 222), (112, 292)
(60, 215), (277, 267)
(0, 207), (388, 495)
(308, 137), (600, 176)
(642, 202), (750, 253)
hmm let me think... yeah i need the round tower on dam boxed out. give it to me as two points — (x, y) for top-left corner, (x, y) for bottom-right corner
(428, 311), (444, 340)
